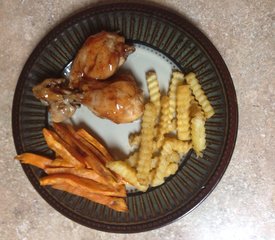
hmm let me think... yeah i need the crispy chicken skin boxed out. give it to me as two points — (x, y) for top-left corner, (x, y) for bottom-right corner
(70, 31), (135, 88)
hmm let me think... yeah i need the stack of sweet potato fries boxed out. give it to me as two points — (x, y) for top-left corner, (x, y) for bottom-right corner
(15, 123), (127, 212)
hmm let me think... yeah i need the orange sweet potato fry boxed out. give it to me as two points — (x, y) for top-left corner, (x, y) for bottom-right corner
(76, 129), (113, 162)
(42, 128), (85, 168)
(52, 183), (128, 212)
(52, 123), (78, 150)
(84, 155), (116, 179)
(44, 167), (109, 186)
(15, 153), (52, 169)
(40, 173), (126, 197)
(47, 157), (74, 168)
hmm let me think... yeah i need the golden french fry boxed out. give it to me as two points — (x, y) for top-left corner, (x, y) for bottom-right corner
(106, 161), (148, 192)
(176, 85), (192, 141)
(43, 128), (85, 168)
(15, 153), (52, 169)
(156, 95), (170, 148)
(191, 112), (206, 157)
(165, 162), (178, 177)
(148, 168), (156, 184)
(164, 137), (192, 155)
(152, 137), (190, 187)
(190, 96), (203, 118)
(168, 118), (177, 132)
(146, 71), (161, 114)
(44, 167), (109, 186)
(76, 129), (113, 162)
(40, 173), (125, 197)
(136, 102), (157, 186)
(128, 133), (141, 147)
(125, 152), (138, 168)
(185, 72), (215, 119)
(151, 156), (159, 170)
(52, 183), (128, 212)
(151, 141), (174, 187)
(168, 71), (185, 122)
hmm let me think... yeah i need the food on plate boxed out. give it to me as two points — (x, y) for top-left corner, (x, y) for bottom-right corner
(43, 128), (85, 168)
(15, 123), (128, 212)
(15, 153), (52, 169)
(168, 71), (185, 123)
(156, 95), (170, 148)
(185, 72), (215, 119)
(69, 31), (135, 87)
(191, 110), (206, 157)
(18, 66), (214, 209)
(176, 85), (192, 141)
(117, 70), (214, 190)
(136, 102), (157, 187)
(125, 152), (138, 168)
(146, 71), (161, 114)
(40, 174), (125, 197)
(32, 31), (144, 123)
(32, 78), (81, 123)
(51, 182), (127, 212)
(44, 167), (109, 186)
(106, 161), (148, 192)
(80, 73), (144, 123)
(76, 128), (113, 162)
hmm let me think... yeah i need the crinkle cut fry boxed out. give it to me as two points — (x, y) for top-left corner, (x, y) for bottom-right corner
(106, 161), (148, 192)
(191, 111), (206, 157)
(136, 102), (157, 186)
(146, 71), (161, 114)
(176, 85), (192, 141)
(168, 71), (185, 122)
(151, 140), (174, 187)
(185, 72), (215, 119)
(156, 95), (170, 148)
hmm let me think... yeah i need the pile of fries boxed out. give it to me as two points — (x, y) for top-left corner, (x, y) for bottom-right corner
(15, 123), (128, 212)
(107, 71), (215, 191)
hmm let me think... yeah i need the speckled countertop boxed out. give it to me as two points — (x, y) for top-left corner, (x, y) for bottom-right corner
(0, 0), (274, 239)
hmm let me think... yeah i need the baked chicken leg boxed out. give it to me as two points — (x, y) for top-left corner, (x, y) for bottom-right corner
(70, 31), (135, 88)
(81, 74), (144, 123)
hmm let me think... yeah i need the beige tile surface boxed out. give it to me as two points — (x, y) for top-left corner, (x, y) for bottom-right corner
(0, 0), (274, 239)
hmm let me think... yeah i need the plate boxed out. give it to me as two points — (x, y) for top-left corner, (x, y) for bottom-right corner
(12, 2), (238, 233)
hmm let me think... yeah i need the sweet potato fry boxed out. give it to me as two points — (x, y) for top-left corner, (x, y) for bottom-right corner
(52, 183), (128, 212)
(76, 129), (113, 162)
(54, 124), (111, 168)
(84, 156), (119, 187)
(71, 130), (106, 164)
(40, 173), (126, 197)
(47, 157), (74, 168)
(42, 128), (85, 168)
(44, 167), (109, 186)
(15, 153), (52, 169)
(52, 123), (78, 150)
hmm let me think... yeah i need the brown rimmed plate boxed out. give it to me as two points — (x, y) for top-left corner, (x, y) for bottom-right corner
(12, 2), (238, 233)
